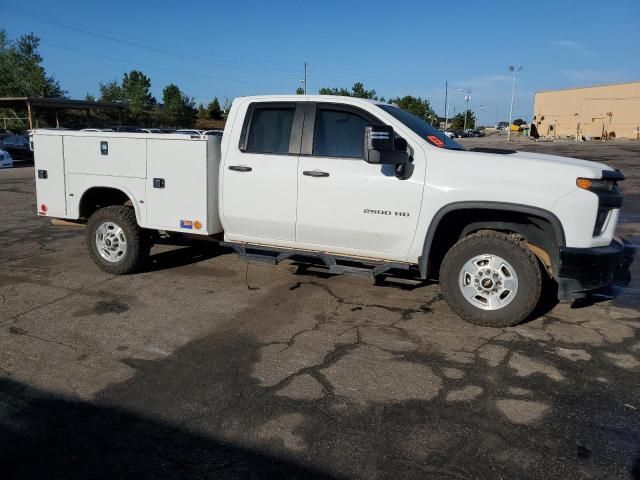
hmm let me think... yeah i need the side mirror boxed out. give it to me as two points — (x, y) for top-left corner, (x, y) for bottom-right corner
(364, 126), (409, 165)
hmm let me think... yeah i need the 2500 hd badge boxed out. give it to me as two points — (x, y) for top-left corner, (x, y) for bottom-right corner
(363, 209), (410, 217)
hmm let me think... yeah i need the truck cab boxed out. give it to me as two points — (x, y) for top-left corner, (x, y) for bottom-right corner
(32, 95), (625, 328)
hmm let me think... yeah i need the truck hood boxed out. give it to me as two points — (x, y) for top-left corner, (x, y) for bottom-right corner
(507, 150), (612, 178)
(430, 147), (620, 210)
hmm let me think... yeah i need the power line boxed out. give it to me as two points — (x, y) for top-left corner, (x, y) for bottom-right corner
(0, 1), (303, 78)
(41, 41), (295, 90)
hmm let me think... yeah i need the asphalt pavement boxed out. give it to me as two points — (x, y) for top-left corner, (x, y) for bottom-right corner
(0, 138), (639, 479)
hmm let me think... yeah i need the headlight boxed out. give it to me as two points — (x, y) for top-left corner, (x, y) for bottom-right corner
(576, 178), (615, 191)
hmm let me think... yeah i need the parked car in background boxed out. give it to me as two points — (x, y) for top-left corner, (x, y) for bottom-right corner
(138, 128), (163, 133)
(112, 126), (141, 133)
(161, 128), (177, 134)
(450, 130), (469, 138)
(0, 135), (33, 161)
(203, 129), (224, 136)
(0, 148), (13, 168)
(176, 129), (205, 135)
(0, 130), (14, 142)
(468, 130), (485, 137)
(80, 128), (115, 132)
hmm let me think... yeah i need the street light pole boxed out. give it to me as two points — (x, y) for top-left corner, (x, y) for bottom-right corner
(459, 88), (471, 131)
(507, 65), (523, 141)
(304, 62), (307, 94)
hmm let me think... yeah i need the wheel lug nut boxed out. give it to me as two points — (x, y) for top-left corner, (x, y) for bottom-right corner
(485, 269), (491, 275)
(493, 273), (499, 278)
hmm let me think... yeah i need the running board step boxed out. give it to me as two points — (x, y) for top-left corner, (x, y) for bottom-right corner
(223, 243), (410, 280)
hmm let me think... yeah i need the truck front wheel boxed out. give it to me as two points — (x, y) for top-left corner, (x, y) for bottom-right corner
(86, 206), (150, 275)
(439, 231), (542, 327)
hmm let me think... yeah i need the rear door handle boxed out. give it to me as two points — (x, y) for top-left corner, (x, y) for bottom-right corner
(228, 165), (252, 172)
(303, 170), (330, 178)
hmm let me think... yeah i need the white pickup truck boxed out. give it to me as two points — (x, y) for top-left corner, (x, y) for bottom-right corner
(32, 95), (624, 327)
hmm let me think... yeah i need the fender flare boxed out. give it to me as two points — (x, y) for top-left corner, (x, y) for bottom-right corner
(417, 201), (566, 279)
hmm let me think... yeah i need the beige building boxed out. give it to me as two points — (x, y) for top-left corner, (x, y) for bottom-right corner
(533, 81), (640, 140)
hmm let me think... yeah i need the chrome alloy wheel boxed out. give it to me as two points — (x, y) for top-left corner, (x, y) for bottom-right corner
(95, 221), (127, 263)
(458, 254), (519, 310)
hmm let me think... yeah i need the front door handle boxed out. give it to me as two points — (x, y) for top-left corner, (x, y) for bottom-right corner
(228, 165), (252, 172)
(303, 170), (330, 178)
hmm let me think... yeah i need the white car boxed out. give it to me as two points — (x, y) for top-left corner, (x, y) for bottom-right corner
(0, 149), (13, 168)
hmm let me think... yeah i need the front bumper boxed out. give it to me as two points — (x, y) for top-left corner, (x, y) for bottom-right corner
(557, 239), (624, 299)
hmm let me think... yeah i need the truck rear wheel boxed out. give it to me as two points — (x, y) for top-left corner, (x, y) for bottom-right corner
(439, 231), (542, 327)
(86, 206), (150, 275)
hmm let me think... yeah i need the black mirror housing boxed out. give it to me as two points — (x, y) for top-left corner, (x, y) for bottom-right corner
(364, 126), (410, 165)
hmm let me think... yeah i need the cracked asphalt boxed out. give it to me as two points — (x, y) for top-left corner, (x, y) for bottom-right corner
(1, 139), (639, 479)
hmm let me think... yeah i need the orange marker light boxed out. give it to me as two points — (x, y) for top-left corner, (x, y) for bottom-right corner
(427, 135), (445, 148)
(194, 220), (202, 230)
(576, 178), (592, 190)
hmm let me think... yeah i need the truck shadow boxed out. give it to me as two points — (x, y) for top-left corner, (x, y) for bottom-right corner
(0, 376), (342, 480)
(146, 241), (230, 273)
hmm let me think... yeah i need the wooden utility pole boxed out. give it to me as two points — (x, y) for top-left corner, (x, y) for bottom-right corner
(26, 101), (33, 130)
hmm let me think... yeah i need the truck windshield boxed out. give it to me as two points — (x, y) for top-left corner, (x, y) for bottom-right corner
(378, 104), (464, 150)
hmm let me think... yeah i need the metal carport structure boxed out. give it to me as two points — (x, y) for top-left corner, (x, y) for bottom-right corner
(0, 97), (127, 129)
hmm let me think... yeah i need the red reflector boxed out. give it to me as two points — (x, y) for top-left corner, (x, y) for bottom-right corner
(40, 204), (48, 213)
(427, 135), (445, 148)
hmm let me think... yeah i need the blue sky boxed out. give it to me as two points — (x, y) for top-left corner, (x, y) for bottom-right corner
(2, 0), (639, 125)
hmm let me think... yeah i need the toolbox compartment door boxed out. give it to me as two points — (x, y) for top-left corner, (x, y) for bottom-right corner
(146, 137), (214, 234)
(34, 134), (67, 217)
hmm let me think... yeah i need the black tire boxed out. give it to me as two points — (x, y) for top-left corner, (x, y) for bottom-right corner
(86, 206), (150, 275)
(439, 231), (542, 327)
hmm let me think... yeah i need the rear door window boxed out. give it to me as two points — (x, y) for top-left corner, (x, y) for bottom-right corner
(246, 106), (296, 154)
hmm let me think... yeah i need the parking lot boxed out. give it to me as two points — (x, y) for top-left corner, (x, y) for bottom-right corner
(1, 138), (639, 479)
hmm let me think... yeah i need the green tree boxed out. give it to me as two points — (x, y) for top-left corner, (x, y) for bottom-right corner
(318, 86), (350, 96)
(388, 96), (437, 125)
(351, 82), (377, 99)
(197, 102), (208, 120)
(296, 87), (305, 95)
(207, 97), (222, 120)
(513, 118), (525, 126)
(122, 70), (156, 118)
(98, 80), (123, 102)
(0, 30), (65, 97)
(449, 110), (476, 130)
(318, 82), (377, 99)
(162, 83), (196, 127)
